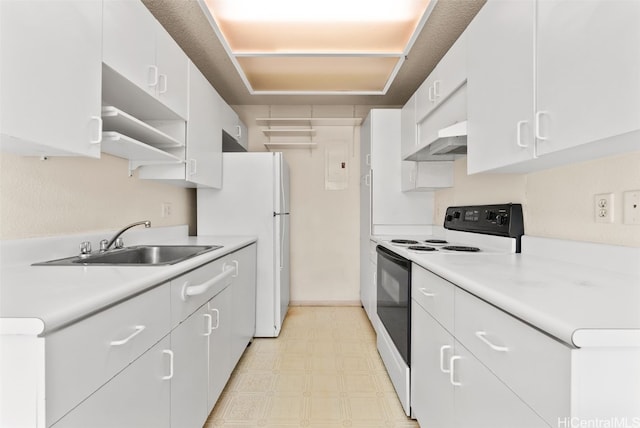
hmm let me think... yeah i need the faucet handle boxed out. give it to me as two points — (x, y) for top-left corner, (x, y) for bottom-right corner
(114, 237), (124, 249)
(99, 239), (109, 252)
(80, 241), (92, 255)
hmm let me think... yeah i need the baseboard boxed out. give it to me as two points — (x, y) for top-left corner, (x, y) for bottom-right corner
(290, 300), (362, 307)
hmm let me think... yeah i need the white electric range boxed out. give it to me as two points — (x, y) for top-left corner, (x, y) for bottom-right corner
(374, 204), (524, 416)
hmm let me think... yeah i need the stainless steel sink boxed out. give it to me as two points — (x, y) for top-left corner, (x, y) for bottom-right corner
(33, 245), (222, 266)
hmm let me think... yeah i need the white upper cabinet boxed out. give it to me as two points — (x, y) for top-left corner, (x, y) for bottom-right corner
(535, 0), (640, 156)
(466, 0), (535, 174)
(415, 32), (467, 123)
(364, 110), (433, 232)
(139, 62), (222, 188)
(185, 62), (222, 188)
(401, 93), (417, 159)
(401, 161), (454, 192)
(103, 0), (156, 98)
(0, 0), (102, 157)
(467, 0), (640, 174)
(155, 24), (190, 119)
(103, 0), (188, 119)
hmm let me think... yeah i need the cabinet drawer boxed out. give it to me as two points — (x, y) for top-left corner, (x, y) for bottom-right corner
(455, 288), (571, 426)
(46, 283), (170, 425)
(411, 265), (454, 332)
(53, 336), (171, 428)
(171, 255), (235, 328)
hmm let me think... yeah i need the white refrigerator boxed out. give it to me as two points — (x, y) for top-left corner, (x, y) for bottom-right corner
(197, 152), (290, 337)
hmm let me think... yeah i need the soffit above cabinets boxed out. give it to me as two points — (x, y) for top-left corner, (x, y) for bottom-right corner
(142, 0), (486, 105)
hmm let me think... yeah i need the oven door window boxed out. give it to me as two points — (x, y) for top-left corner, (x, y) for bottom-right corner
(376, 245), (411, 366)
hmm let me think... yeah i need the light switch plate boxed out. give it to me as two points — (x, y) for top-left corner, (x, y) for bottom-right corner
(623, 191), (640, 225)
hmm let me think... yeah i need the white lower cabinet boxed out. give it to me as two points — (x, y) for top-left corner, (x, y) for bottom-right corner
(411, 265), (551, 428)
(452, 340), (548, 428)
(8, 243), (258, 428)
(53, 337), (172, 428)
(230, 244), (257, 367)
(207, 286), (233, 410)
(411, 301), (454, 427)
(171, 305), (210, 428)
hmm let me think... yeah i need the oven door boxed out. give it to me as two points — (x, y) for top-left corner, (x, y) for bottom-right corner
(376, 245), (411, 366)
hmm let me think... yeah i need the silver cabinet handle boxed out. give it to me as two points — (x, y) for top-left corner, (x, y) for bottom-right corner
(475, 331), (509, 352)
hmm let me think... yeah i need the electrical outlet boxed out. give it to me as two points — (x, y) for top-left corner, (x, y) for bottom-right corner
(594, 193), (614, 223)
(161, 202), (172, 218)
(623, 190), (640, 225)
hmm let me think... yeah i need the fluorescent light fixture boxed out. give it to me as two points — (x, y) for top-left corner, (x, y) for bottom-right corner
(199, 0), (435, 94)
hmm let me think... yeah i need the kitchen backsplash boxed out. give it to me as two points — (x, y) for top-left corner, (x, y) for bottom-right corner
(435, 151), (640, 247)
(0, 152), (196, 239)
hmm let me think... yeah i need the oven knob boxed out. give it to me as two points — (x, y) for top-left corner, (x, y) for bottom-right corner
(496, 214), (508, 225)
(446, 214), (453, 222)
(453, 211), (461, 219)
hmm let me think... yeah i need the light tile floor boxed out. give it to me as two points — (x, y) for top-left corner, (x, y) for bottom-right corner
(204, 306), (419, 428)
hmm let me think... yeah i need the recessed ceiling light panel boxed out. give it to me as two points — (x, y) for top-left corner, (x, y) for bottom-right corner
(200, 0), (435, 94)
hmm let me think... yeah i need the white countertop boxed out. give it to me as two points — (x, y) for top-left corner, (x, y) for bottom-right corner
(0, 235), (256, 335)
(374, 237), (640, 348)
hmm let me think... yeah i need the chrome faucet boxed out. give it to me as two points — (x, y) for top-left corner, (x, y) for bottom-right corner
(100, 220), (151, 252)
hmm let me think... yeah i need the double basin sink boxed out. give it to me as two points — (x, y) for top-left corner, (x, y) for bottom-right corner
(34, 245), (222, 266)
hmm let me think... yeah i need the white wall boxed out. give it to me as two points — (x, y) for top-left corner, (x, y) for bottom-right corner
(0, 152), (196, 239)
(234, 105), (375, 305)
(434, 151), (640, 247)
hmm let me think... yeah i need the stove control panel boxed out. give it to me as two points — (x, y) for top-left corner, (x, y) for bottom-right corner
(444, 204), (524, 239)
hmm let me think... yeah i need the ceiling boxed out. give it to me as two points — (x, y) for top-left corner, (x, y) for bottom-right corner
(142, 0), (486, 106)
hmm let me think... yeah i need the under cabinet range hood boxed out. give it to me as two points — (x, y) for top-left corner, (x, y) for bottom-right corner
(407, 121), (467, 161)
(429, 121), (467, 155)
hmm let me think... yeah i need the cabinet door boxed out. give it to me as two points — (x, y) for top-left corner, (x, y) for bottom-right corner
(54, 337), (171, 428)
(411, 302), (455, 428)
(466, 0), (536, 174)
(0, 0), (101, 157)
(536, 0), (640, 156)
(171, 306), (209, 428)
(400, 161), (417, 192)
(207, 286), (233, 411)
(230, 245), (257, 367)
(103, 0), (157, 97)
(155, 25), (189, 119)
(221, 102), (240, 138)
(453, 341), (548, 428)
(401, 93), (417, 159)
(186, 62), (222, 188)
(434, 32), (467, 105)
(415, 75), (437, 122)
(370, 110), (432, 228)
(237, 121), (249, 151)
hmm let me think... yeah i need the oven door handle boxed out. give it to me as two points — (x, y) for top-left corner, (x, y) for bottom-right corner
(376, 245), (410, 266)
